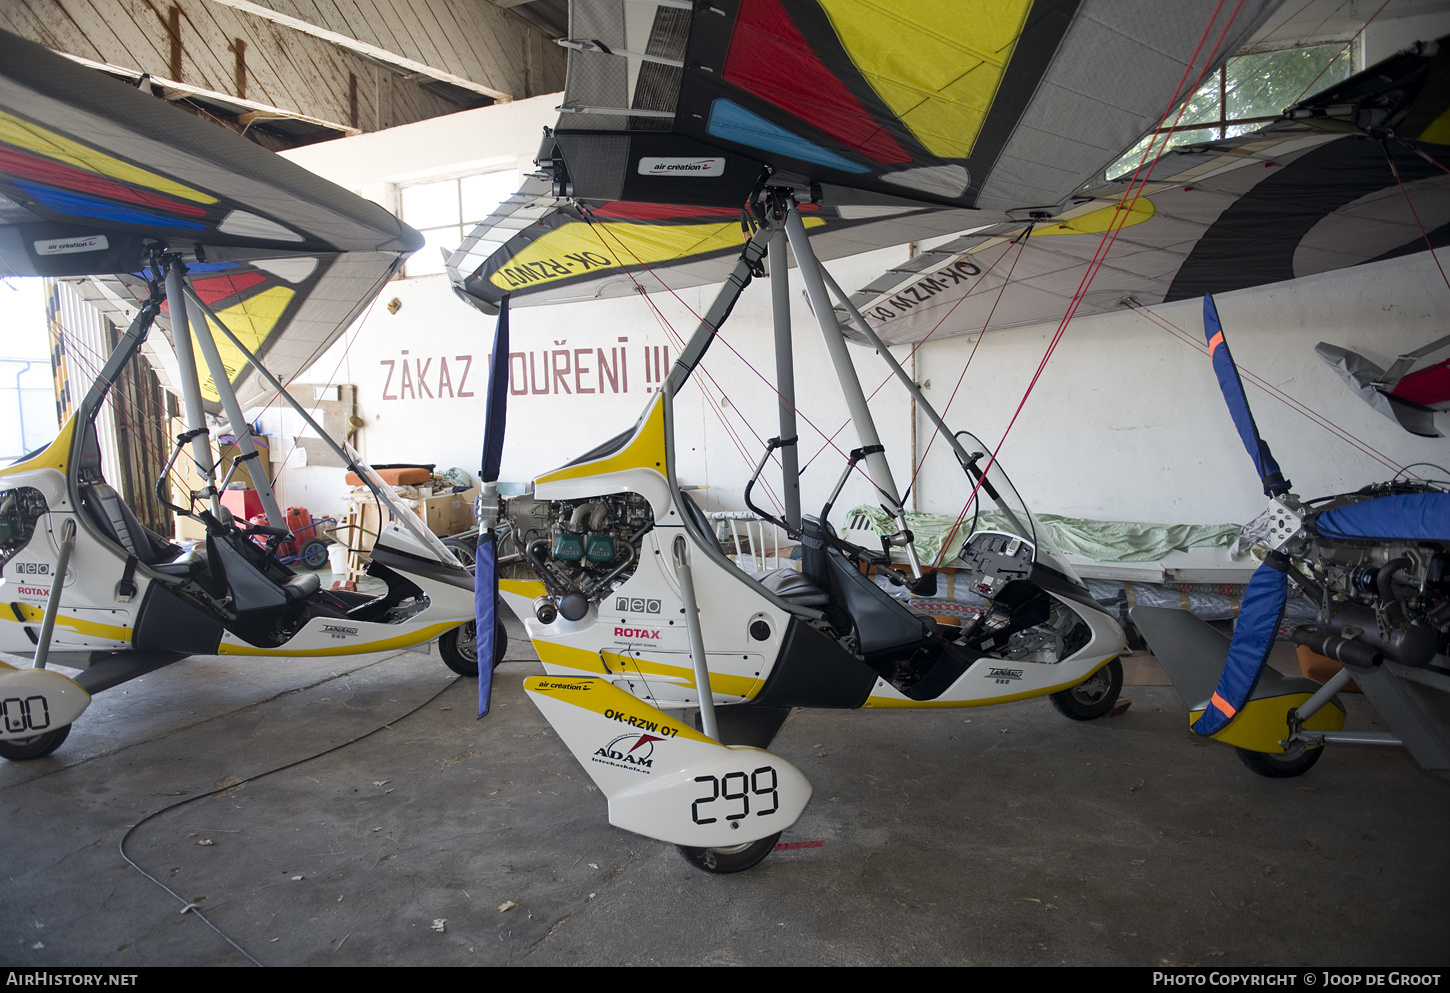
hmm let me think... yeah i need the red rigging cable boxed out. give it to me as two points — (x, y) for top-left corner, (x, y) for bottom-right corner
(801, 233), (1022, 475)
(1290, 0), (1392, 107)
(576, 213), (790, 513)
(908, 228), (1033, 491)
(578, 202), (912, 504)
(930, 0), (1249, 567)
(1124, 301), (1409, 478)
(1384, 142), (1450, 296)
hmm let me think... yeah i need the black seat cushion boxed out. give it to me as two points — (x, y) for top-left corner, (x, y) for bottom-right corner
(757, 568), (830, 607)
(282, 572), (321, 601)
(81, 483), (174, 565)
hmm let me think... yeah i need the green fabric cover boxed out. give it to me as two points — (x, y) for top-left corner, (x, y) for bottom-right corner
(845, 506), (1241, 564)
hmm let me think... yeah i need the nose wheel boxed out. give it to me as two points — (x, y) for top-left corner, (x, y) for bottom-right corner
(0, 723), (71, 761)
(439, 614), (507, 677)
(1050, 658), (1123, 721)
(678, 832), (782, 874)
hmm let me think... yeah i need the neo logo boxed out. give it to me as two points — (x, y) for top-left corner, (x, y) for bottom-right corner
(615, 597), (662, 614)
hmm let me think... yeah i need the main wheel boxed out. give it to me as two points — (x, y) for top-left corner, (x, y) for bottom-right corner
(299, 538), (330, 569)
(1050, 657), (1123, 721)
(442, 536), (476, 572)
(678, 832), (782, 874)
(438, 614), (507, 677)
(1236, 743), (1323, 778)
(0, 722), (71, 761)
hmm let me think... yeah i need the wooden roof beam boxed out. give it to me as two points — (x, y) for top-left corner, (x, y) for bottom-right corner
(208, 0), (514, 102)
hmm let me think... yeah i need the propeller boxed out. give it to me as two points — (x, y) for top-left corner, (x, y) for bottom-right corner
(1204, 293), (1291, 498)
(476, 295), (509, 717)
(1193, 294), (1294, 737)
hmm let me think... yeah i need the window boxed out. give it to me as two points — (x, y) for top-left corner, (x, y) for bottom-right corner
(1106, 44), (1354, 180)
(398, 170), (519, 277)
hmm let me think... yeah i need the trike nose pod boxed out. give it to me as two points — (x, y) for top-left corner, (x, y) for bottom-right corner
(525, 676), (811, 858)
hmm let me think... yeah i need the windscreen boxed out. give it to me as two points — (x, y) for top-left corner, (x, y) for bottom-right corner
(953, 431), (1083, 585)
(345, 443), (459, 565)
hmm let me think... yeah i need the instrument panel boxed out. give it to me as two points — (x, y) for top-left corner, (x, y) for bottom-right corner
(958, 531), (1035, 598)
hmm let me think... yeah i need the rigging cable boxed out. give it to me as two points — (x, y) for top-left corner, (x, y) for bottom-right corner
(1122, 300), (1407, 477)
(930, 0), (1250, 567)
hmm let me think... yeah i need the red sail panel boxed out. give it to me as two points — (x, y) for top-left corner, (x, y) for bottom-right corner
(722, 0), (911, 166)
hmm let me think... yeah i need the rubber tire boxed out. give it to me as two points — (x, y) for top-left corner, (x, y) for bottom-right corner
(442, 536), (476, 572)
(299, 538), (330, 569)
(678, 832), (782, 874)
(439, 615), (507, 677)
(0, 722), (71, 761)
(1236, 744), (1323, 778)
(1050, 657), (1123, 721)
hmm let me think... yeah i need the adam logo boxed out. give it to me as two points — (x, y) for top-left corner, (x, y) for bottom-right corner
(615, 597), (662, 614)
(592, 733), (663, 774)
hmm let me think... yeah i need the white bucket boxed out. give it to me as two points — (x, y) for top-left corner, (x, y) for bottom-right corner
(327, 542), (348, 574)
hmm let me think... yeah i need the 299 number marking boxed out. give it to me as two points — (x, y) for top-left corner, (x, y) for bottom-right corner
(2, 695), (51, 733)
(691, 766), (779, 824)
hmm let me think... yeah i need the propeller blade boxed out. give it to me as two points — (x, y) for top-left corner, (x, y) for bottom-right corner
(1204, 294), (1290, 496)
(481, 295), (510, 483)
(1191, 552), (1289, 737)
(477, 296), (509, 717)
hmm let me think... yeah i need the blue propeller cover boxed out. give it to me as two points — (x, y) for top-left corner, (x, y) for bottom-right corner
(481, 295), (509, 484)
(475, 531), (498, 716)
(1192, 552), (1289, 736)
(1204, 294), (1289, 496)
(1315, 491), (1450, 541)
(477, 296), (509, 717)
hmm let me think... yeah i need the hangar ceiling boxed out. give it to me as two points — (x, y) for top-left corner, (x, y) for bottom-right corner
(0, 0), (1447, 152)
(0, 0), (567, 150)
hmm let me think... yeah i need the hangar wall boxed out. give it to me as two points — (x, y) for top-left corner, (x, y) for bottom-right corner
(275, 81), (1445, 532)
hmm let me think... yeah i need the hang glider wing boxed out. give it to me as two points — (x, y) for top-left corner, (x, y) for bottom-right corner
(0, 29), (422, 411)
(1315, 338), (1450, 438)
(841, 37), (1450, 346)
(449, 0), (1277, 312)
(446, 173), (982, 311)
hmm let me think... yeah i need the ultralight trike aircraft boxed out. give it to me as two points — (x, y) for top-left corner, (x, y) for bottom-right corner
(0, 30), (492, 760)
(442, 0), (1297, 871)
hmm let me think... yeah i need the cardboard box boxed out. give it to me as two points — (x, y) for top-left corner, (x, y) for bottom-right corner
(342, 486), (474, 553)
(423, 486), (477, 538)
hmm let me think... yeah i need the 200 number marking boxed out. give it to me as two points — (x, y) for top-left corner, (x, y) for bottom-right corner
(2, 695), (50, 733)
(691, 766), (779, 824)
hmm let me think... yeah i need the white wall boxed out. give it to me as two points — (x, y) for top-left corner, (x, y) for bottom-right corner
(278, 89), (1446, 529)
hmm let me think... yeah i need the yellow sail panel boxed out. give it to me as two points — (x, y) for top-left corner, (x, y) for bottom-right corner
(0, 110), (217, 204)
(818, 0), (1033, 160)
(488, 217), (824, 292)
(198, 285), (295, 401)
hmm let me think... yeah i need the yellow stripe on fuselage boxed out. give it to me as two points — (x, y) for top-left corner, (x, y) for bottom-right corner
(6, 601), (132, 642)
(524, 675), (716, 744)
(218, 620), (460, 657)
(536, 394), (668, 484)
(532, 637), (760, 698)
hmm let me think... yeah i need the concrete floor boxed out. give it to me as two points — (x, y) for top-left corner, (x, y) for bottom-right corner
(3, 617), (1448, 968)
